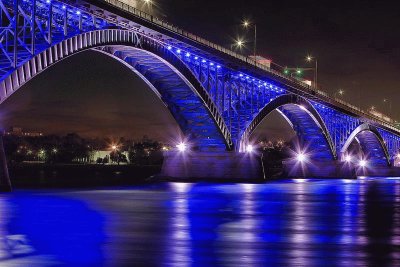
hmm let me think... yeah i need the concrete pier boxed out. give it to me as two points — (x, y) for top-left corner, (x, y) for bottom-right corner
(0, 136), (11, 192)
(282, 160), (357, 179)
(161, 151), (263, 180)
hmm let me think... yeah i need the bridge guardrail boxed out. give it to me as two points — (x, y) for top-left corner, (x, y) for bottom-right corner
(101, 0), (400, 134)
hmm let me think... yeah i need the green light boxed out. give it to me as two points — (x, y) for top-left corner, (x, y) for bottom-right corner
(284, 69), (289, 74)
(296, 69), (302, 75)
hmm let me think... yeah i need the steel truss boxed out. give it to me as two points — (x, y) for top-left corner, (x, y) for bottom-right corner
(1, 0), (400, 164)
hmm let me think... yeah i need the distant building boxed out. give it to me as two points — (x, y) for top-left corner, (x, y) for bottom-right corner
(4, 127), (43, 137)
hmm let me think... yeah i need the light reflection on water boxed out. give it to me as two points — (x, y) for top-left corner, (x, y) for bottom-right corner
(1, 178), (400, 266)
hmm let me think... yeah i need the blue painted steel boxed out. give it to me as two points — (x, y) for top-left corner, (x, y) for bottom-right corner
(1, 0), (400, 164)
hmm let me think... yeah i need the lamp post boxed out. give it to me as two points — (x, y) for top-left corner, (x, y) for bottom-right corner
(242, 20), (257, 64)
(306, 55), (318, 88)
(383, 98), (392, 116)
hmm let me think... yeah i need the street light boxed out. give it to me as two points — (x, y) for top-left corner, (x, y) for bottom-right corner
(306, 55), (318, 88)
(242, 19), (257, 64)
(232, 38), (245, 50)
(334, 89), (345, 98)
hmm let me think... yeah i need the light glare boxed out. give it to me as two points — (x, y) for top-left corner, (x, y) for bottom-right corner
(246, 144), (254, 153)
(176, 142), (187, 152)
(297, 152), (306, 162)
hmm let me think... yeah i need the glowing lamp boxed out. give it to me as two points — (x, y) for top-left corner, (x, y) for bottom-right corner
(246, 144), (254, 153)
(345, 155), (352, 162)
(297, 152), (306, 162)
(359, 160), (367, 167)
(176, 143), (187, 152)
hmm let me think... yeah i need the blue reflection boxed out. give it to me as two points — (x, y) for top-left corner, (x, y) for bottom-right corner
(4, 193), (105, 265)
(1, 178), (400, 266)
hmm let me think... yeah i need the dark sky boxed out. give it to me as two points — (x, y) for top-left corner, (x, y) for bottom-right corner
(0, 0), (399, 141)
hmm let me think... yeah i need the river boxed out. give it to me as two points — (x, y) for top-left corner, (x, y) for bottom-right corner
(1, 177), (400, 266)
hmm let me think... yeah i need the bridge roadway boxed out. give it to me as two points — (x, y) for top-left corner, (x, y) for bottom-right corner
(1, 0), (400, 186)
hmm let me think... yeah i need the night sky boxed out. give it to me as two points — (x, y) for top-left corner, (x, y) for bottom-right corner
(0, 0), (399, 141)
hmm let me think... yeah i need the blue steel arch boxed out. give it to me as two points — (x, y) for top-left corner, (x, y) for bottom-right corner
(240, 94), (336, 160)
(0, 29), (232, 151)
(341, 123), (390, 166)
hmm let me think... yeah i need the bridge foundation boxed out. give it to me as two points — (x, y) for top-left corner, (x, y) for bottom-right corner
(356, 166), (400, 177)
(282, 160), (357, 179)
(161, 151), (263, 180)
(0, 136), (11, 192)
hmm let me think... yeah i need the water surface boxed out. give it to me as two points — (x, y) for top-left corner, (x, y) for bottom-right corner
(1, 178), (400, 266)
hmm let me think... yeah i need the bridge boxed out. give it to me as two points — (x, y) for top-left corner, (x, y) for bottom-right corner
(1, 0), (400, 185)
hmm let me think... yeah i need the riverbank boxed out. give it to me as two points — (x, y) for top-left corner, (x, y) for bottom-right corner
(9, 163), (161, 188)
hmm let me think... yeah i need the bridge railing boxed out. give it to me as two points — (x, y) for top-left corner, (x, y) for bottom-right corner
(101, 0), (400, 134)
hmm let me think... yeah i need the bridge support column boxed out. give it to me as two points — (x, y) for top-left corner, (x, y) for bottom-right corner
(160, 151), (263, 181)
(356, 166), (400, 177)
(0, 136), (11, 192)
(282, 160), (356, 179)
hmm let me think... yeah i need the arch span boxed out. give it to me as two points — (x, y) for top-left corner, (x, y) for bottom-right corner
(0, 29), (232, 151)
(240, 94), (336, 160)
(341, 123), (390, 166)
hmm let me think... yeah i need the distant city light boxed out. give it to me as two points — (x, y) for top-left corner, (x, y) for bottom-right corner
(306, 55), (313, 62)
(162, 146), (169, 151)
(76, 10), (81, 15)
(52, 148), (58, 153)
(111, 145), (118, 150)
(62, 5), (66, 9)
(176, 49), (181, 53)
(345, 155), (352, 162)
(185, 52), (190, 57)
(176, 142), (187, 152)
(167, 45), (172, 50)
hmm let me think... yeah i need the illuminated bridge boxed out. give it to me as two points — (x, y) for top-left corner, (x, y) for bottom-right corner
(1, 0), (400, 181)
